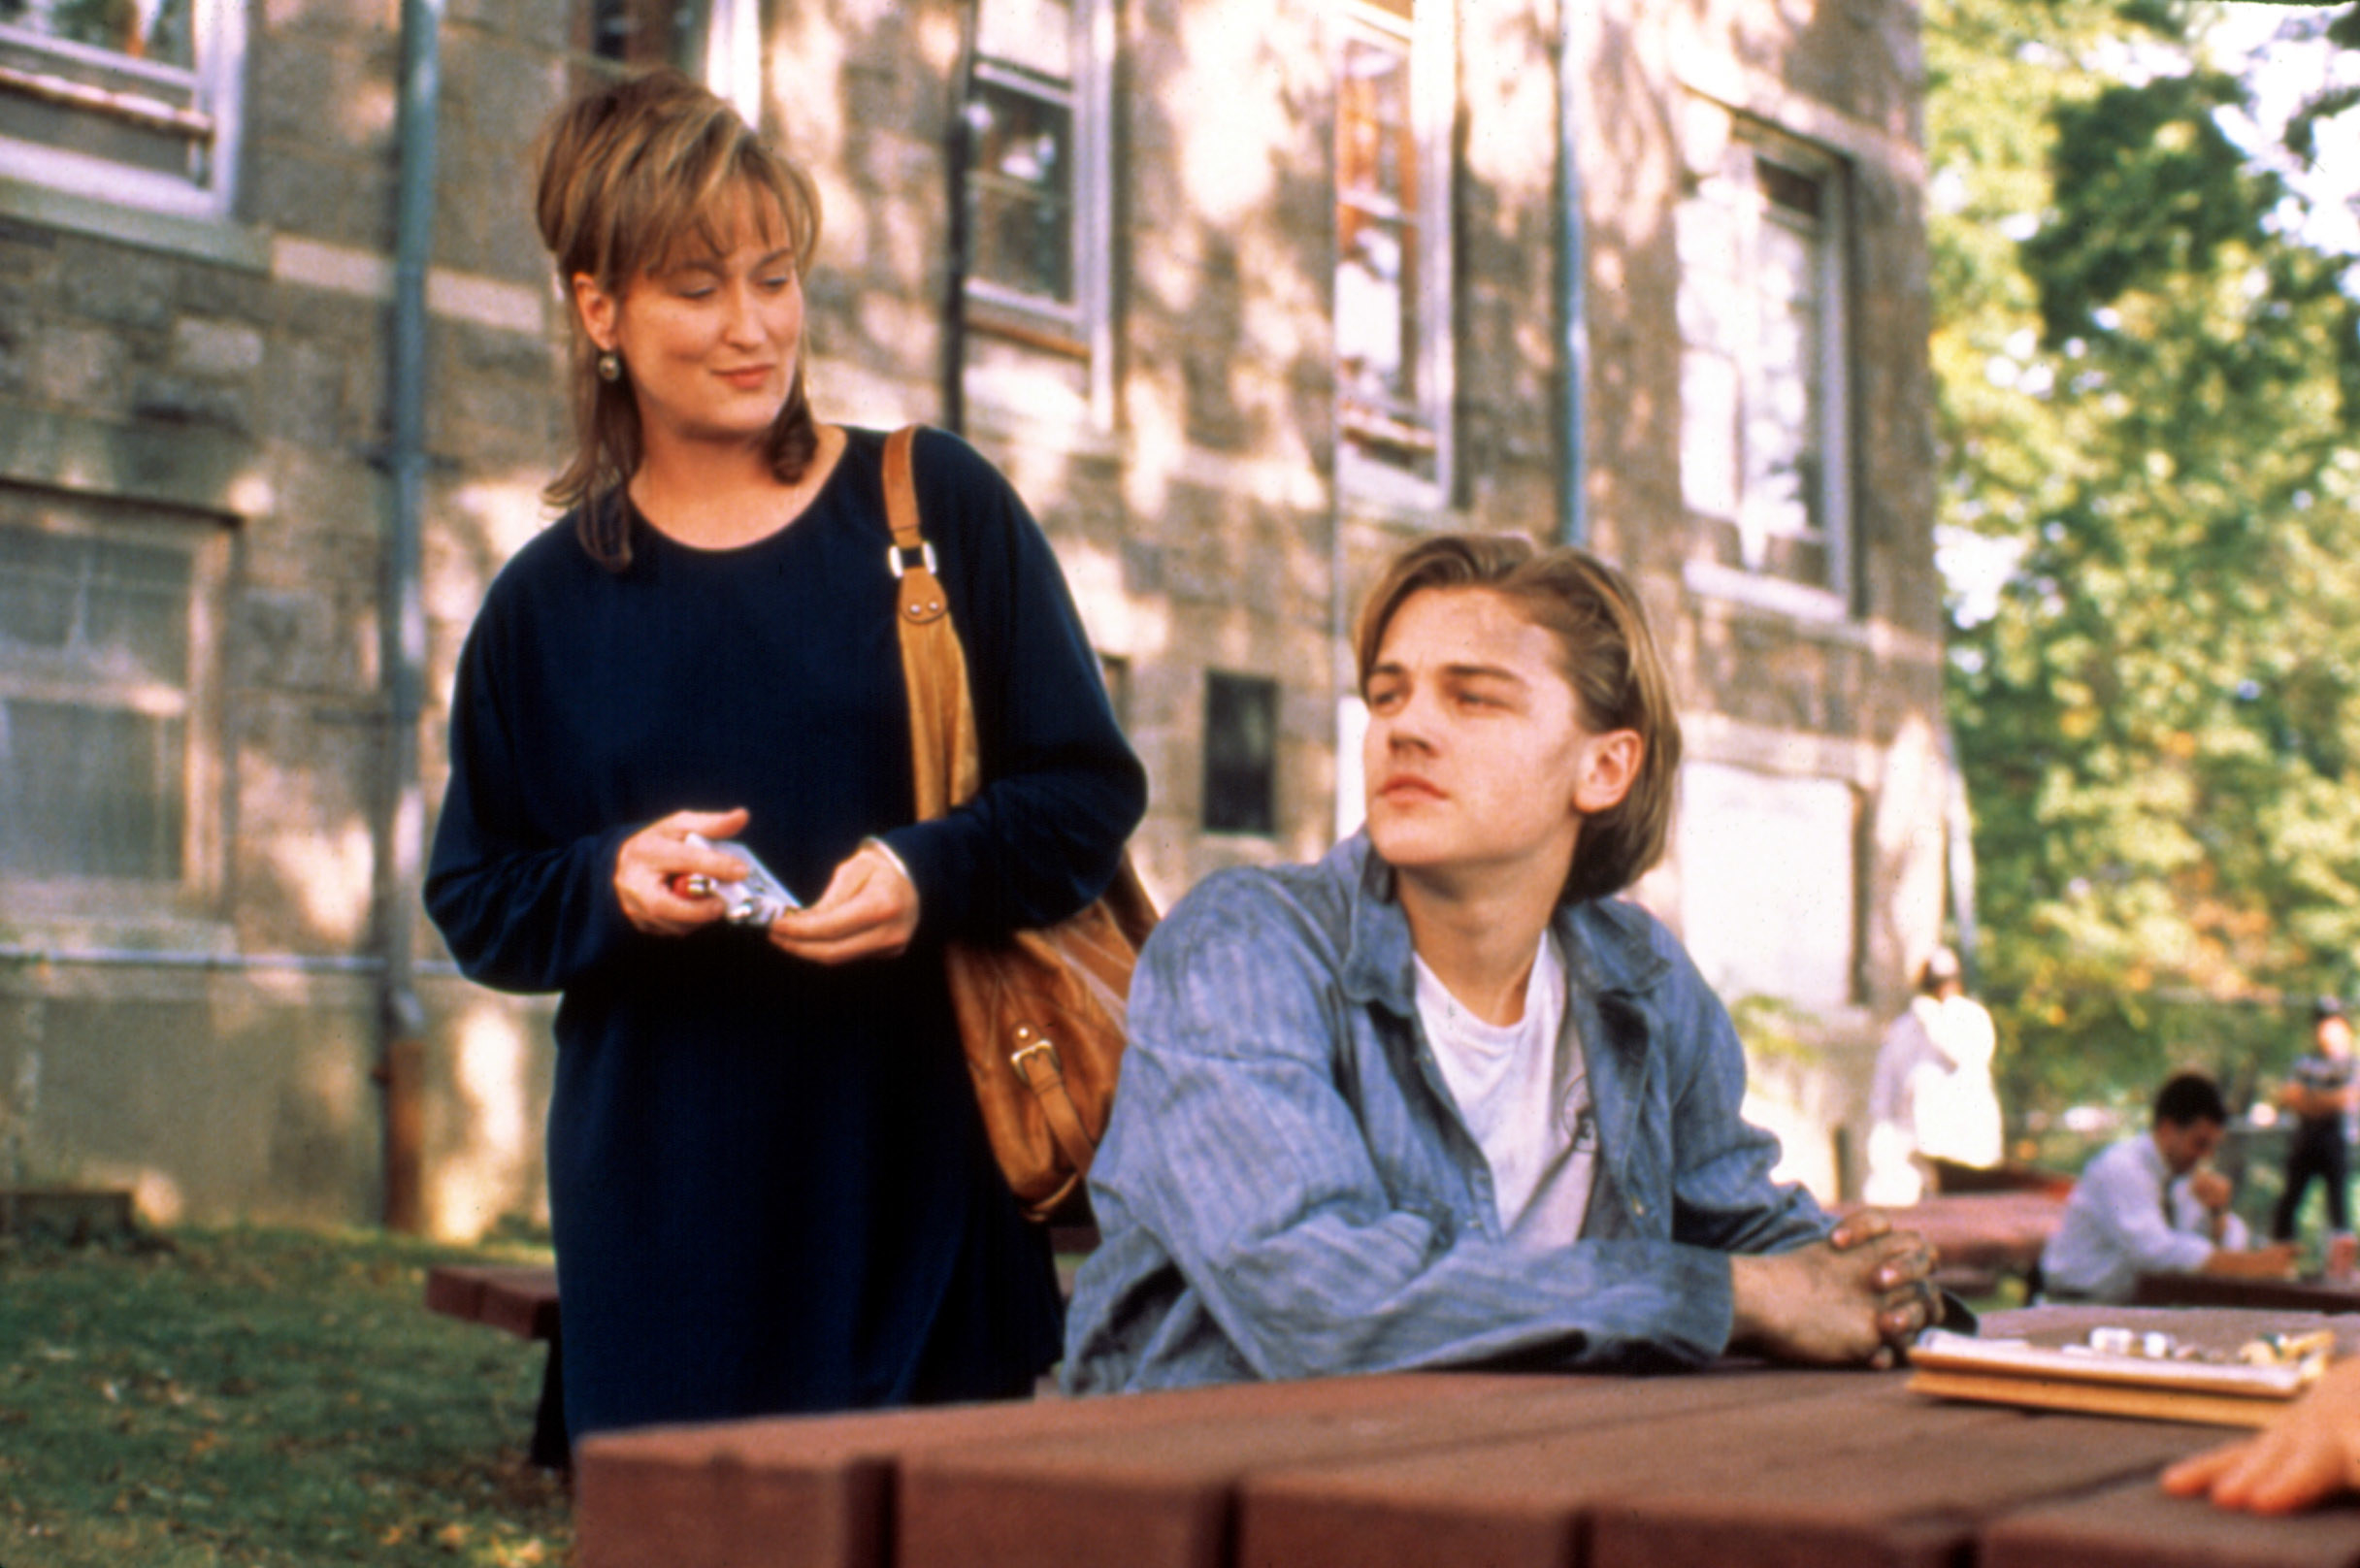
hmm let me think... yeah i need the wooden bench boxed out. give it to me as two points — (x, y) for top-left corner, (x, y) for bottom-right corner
(424, 1262), (568, 1471)
(1844, 1191), (2067, 1297)
(423, 1222), (1101, 1471)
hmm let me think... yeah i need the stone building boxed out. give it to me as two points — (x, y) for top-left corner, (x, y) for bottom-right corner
(0, 0), (1951, 1235)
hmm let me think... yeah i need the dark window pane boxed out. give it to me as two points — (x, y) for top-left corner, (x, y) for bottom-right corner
(586, 0), (705, 68)
(967, 79), (1074, 304)
(1760, 160), (1820, 219)
(1204, 672), (1277, 835)
(2, 0), (197, 68)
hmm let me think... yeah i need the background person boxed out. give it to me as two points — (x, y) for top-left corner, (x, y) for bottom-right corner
(2272, 996), (2356, 1249)
(1062, 534), (1941, 1393)
(425, 70), (1145, 1440)
(1864, 947), (2004, 1204)
(2039, 1072), (2298, 1303)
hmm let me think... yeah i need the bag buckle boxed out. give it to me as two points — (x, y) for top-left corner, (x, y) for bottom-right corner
(1010, 1027), (1062, 1081)
(887, 540), (938, 579)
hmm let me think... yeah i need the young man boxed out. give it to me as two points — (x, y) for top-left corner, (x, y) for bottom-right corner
(2040, 1072), (2299, 1304)
(2273, 996), (2356, 1246)
(1062, 535), (1942, 1392)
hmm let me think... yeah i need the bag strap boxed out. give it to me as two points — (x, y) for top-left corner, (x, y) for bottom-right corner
(882, 426), (981, 819)
(881, 427), (1098, 1169)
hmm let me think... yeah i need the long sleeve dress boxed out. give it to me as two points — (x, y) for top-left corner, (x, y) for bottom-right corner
(424, 426), (1148, 1439)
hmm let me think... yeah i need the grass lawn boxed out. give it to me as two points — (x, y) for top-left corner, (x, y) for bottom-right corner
(0, 1224), (572, 1567)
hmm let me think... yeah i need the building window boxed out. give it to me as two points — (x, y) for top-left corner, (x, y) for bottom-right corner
(1203, 672), (1277, 836)
(0, 504), (220, 894)
(1678, 123), (1853, 602)
(0, 0), (247, 219)
(959, 0), (1113, 425)
(1335, 0), (1452, 500)
(580, 0), (759, 122)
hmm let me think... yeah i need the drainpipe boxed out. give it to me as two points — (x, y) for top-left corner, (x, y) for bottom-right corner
(942, 0), (981, 434)
(1555, 0), (1589, 548)
(375, 0), (443, 1233)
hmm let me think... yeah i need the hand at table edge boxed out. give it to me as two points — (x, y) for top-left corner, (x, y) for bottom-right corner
(1729, 1215), (1940, 1370)
(2162, 1356), (2360, 1514)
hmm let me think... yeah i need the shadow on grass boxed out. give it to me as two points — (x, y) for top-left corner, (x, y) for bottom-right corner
(0, 1225), (571, 1567)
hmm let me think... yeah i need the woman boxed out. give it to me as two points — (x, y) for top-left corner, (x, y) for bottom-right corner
(1063, 534), (1938, 1392)
(425, 69), (1145, 1439)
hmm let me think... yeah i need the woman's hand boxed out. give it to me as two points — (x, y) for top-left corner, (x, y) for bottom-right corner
(2163, 1356), (2360, 1513)
(613, 807), (751, 935)
(767, 839), (920, 965)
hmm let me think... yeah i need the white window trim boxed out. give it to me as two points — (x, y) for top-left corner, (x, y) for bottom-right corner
(697, 0), (762, 128)
(0, 0), (246, 223)
(960, 0), (1115, 433)
(1679, 120), (1853, 613)
(1334, 0), (1454, 511)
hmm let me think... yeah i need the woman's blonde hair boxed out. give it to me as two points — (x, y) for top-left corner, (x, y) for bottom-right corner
(533, 68), (824, 569)
(1353, 533), (1684, 904)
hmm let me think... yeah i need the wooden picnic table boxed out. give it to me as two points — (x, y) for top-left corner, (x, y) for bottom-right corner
(425, 1262), (568, 1471)
(421, 1223), (1106, 1475)
(573, 1304), (2360, 1568)
(2135, 1270), (2360, 1313)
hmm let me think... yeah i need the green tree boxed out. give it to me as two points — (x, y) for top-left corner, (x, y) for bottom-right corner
(1928, 0), (2360, 1125)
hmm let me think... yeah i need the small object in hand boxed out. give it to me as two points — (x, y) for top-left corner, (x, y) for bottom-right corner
(679, 833), (801, 924)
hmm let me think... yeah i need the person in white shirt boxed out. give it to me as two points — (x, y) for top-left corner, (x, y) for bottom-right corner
(2040, 1072), (2298, 1303)
(1865, 948), (2005, 1204)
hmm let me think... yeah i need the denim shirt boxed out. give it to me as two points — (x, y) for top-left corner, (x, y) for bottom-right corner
(1062, 833), (1834, 1393)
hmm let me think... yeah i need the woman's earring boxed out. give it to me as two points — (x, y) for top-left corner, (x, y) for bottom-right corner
(596, 350), (622, 383)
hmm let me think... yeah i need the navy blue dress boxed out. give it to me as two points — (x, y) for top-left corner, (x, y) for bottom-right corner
(424, 427), (1147, 1438)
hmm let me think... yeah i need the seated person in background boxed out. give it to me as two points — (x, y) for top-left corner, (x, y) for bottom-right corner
(2164, 1353), (2360, 1514)
(2038, 1072), (2299, 1304)
(1062, 533), (1944, 1393)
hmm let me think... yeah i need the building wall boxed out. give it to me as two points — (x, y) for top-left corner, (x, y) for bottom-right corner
(0, 0), (1948, 1234)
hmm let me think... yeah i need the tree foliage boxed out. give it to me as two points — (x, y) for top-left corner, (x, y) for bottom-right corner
(1928, 0), (2360, 1122)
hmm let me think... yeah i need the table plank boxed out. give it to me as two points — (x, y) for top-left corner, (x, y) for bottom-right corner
(576, 1371), (1545, 1568)
(2133, 1274), (2360, 1314)
(1239, 1377), (2219, 1568)
(897, 1367), (1874, 1568)
(423, 1263), (560, 1340)
(1983, 1473), (2360, 1568)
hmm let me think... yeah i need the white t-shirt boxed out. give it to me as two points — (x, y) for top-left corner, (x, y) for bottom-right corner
(1414, 931), (1596, 1247)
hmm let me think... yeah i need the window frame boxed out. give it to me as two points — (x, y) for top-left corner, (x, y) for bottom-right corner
(0, 502), (228, 916)
(1678, 117), (1854, 611)
(1332, 0), (1454, 510)
(0, 0), (247, 223)
(574, 0), (760, 121)
(959, 0), (1115, 429)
